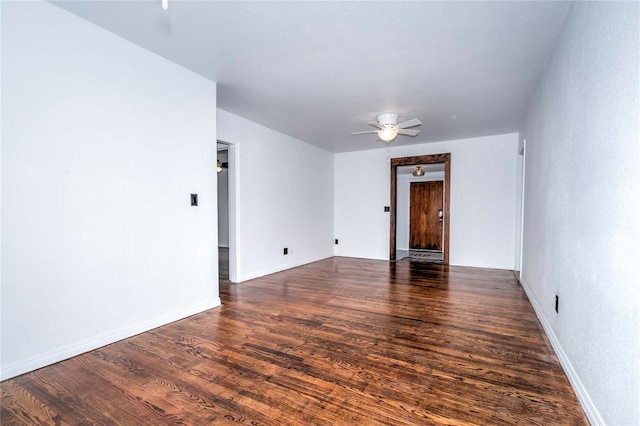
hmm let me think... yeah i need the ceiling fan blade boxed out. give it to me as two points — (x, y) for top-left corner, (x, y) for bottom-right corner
(398, 129), (420, 137)
(351, 130), (379, 135)
(397, 118), (422, 129)
(367, 122), (383, 129)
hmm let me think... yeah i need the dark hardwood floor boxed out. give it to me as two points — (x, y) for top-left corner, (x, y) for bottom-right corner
(1, 257), (586, 425)
(219, 247), (229, 281)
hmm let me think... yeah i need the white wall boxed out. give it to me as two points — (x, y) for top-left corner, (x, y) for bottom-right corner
(1, 2), (220, 380)
(521, 2), (639, 424)
(333, 148), (390, 260)
(396, 172), (445, 251)
(217, 109), (334, 282)
(0, 0), (4, 340)
(217, 151), (229, 247)
(334, 133), (518, 269)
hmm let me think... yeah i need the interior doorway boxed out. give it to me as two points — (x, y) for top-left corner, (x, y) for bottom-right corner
(216, 142), (230, 281)
(390, 153), (451, 263)
(217, 140), (240, 283)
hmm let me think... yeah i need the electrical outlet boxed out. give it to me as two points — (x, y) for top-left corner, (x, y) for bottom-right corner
(335, 239), (339, 245)
(283, 247), (288, 255)
(555, 295), (559, 313)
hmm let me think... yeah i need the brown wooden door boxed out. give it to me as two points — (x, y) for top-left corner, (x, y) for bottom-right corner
(409, 181), (443, 250)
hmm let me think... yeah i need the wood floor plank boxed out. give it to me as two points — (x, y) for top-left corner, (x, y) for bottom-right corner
(1, 257), (587, 425)
(0, 381), (69, 426)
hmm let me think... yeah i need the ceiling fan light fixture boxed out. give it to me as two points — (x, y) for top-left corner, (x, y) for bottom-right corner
(413, 165), (425, 177)
(351, 112), (421, 143)
(378, 125), (399, 142)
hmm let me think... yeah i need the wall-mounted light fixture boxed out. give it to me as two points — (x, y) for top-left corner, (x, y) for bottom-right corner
(217, 159), (223, 174)
(412, 165), (425, 177)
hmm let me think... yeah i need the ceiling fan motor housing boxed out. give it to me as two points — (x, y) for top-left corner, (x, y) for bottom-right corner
(377, 112), (398, 125)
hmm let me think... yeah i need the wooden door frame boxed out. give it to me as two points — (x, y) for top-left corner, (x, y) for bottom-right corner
(389, 153), (451, 263)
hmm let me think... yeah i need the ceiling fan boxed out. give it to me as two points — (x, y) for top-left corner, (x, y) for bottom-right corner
(351, 113), (421, 143)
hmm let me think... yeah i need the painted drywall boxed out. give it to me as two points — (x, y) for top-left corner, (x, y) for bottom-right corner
(396, 172), (445, 251)
(217, 109), (334, 282)
(217, 151), (229, 247)
(334, 133), (518, 269)
(1, 2), (219, 380)
(0, 0), (4, 336)
(521, 2), (639, 424)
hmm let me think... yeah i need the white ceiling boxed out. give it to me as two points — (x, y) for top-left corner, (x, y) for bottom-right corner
(52, 1), (570, 153)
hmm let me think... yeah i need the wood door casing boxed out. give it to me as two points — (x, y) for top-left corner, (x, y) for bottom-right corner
(409, 181), (443, 251)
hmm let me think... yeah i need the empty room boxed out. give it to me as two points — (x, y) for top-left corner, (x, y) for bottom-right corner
(1, 1), (638, 425)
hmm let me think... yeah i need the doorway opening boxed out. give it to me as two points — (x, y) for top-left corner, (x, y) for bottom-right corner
(217, 142), (230, 281)
(390, 153), (451, 264)
(217, 140), (239, 283)
(516, 140), (526, 279)
(405, 177), (444, 263)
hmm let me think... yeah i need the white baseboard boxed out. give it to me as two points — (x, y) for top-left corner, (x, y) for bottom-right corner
(519, 278), (602, 425)
(0, 297), (221, 381)
(332, 248), (389, 261)
(239, 253), (333, 282)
